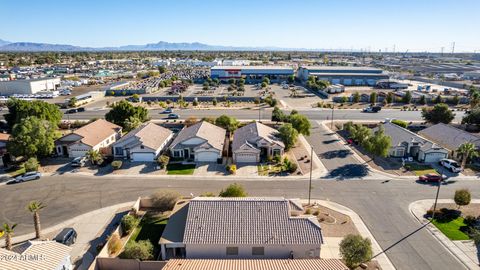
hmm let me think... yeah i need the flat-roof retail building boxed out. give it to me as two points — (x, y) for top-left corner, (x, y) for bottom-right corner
(0, 77), (61, 95)
(210, 65), (294, 82)
(297, 66), (389, 86)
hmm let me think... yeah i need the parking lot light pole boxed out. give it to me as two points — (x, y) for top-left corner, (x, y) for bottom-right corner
(308, 146), (313, 205)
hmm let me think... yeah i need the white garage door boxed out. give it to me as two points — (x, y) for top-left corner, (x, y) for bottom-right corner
(235, 153), (257, 163)
(196, 152), (218, 162)
(423, 152), (447, 163)
(132, 152), (155, 162)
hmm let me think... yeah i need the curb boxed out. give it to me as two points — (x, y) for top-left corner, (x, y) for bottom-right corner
(409, 199), (480, 269)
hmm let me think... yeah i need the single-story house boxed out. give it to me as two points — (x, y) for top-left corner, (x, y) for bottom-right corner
(232, 121), (284, 163)
(0, 240), (72, 270)
(419, 123), (480, 160)
(379, 121), (449, 163)
(161, 259), (348, 270)
(112, 122), (173, 162)
(159, 197), (323, 260)
(169, 121), (226, 162)
(55, 119), (122, 158)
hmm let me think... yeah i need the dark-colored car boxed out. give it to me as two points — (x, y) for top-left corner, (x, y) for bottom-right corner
(77, 107), (86, 112)
(65, 109), (77, 114)
(54, 228), (77, 246)
(167, 113), (179, 119)
(418, 173), (443, 183)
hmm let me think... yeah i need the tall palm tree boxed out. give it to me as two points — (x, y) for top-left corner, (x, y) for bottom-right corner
(26, 201), (46, 239)
(457, 142), (479, 168)
(2, 223), (17, 251)
(86, 150), (103, 166)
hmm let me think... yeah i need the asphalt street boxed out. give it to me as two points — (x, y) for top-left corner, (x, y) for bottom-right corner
(0, 107), (463, 122)
(0, 174), (477, 270)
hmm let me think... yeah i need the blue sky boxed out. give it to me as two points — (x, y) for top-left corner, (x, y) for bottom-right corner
(3, 0), (479, 52)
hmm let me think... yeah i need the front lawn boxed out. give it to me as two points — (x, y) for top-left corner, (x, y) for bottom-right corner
(405, 163), (438, 176)
(166, 163), (195, 175)
(257, 164), (284, 176)
(431, 217), (471, 241)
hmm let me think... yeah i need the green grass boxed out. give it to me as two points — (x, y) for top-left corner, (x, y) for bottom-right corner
(432, 217), (471, 240)
(128, 214), (168, 258)
(166, 163), (195, 175)
(405, 164), (438, 176)
(8, 167), (25, 177)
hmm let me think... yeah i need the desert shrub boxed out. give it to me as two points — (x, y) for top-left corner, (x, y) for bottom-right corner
(107, 234), (122, 255)
(24, 157), (39, 172)
(391, 119), (408, 128)
(229, 165), (237, 174)
(219, 183), (247, 197)
(287, 161), (298, 173)
(313, 210), (320, 216)
(111, 160), (123, 170)
(305, 208), (312, 214)
(151, 190), (181, 211)
(121, 240), (154, 260)
(157, 155), (170, 169)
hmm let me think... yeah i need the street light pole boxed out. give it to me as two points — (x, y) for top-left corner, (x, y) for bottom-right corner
(431, 167), (443, 221)
(308, 145), (313, 205)
(330, 105), (334, 129)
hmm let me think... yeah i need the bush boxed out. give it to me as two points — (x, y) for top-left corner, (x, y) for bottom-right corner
(151, 190), (180, 211)
(121, 215), (138, 235)
(107, 234), (122, 255)
(339, 234), (373, 269)
(454, 189), (471, 209)
(219, 183), (247, 197)
(229, 164), (237, 174)
(24, 157), (39, 172)
(391, 119), (408, 129)
(305, 208), (312, 214)
(111, 160), (123, 170)
(157, 155), (170, 169)
(121, 240), (154, 260)
(287, 161), (298, 173)
(273, 155), (282, 164)
(464, 215), (478, 226)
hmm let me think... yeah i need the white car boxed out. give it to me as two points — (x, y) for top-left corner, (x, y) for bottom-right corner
(439, 159), (462, 173)
(13, 171), (42, 183)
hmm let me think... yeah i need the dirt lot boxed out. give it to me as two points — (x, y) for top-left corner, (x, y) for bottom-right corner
(304, 204), (359, 237)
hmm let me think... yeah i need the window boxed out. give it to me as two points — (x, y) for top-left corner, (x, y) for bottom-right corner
(252, 247), (264, 256)
(140, 145), (145, 149)
(173, 150), (180, 157)
(115, 147), (123, 156)
(226, 247), (238, 256)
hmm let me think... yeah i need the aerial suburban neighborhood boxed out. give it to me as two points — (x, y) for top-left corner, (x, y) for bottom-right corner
(0, 1), (480, 270)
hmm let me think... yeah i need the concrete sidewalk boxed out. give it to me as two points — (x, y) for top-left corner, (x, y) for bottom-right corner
(409, 199), (480, 270)
(304, 199), (396, 270)
(6, 201), (135, 270)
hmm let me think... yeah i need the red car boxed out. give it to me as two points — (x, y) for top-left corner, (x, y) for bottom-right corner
(418, 173), (443, 183)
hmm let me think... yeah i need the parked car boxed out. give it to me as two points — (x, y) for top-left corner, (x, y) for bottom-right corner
(439, 159), (462, 173)
(12, 171), (42, 183)
(65, 108), (78, 114)
(362, 106), (382, 113)
(418, 173), (444, 183)
(77, 107), (86, 112)
(167, 113), (179, 119)
(71, 156), (87, 167)
(162, 107), (173, 114)
(54, 228), (77, 246)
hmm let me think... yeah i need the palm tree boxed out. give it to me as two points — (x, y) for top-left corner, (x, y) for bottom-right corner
(26, 201), (46, 239)
(457, 142), (479, 168)
(86, 150), (103, 166)
(2, 223), (17, 251)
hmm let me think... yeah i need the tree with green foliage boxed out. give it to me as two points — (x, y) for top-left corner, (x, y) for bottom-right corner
(1, 223), (17, 251)
(124, 116), (143, 132)
(419, 95), (426, 105)
(26, 201), (45, 239)
(364, 126), (391, 159)
(158, 66), (167, 74)
(68, 97), (77, 108)
(287, 75), (295, 84)
(391, 119), (408, 128)
(454, 189), (471, 209)
(457, 142), (479, 168)
(434, 94), (443, 104)
(289, 114), (311, 136)
(462, 107), (480, 126)
(386, 92), (394, 104)
(105, 100), (148, 128)
(369, 92), (377, 104)
(278, 123), (298, 150)
(421, 103), (454, 124)
(86, 149), (103, 166)
(215, 115), (239, 132)
(122, 240), (154, 260)
(24, 157), (39, 172)
(402, 91), (412, 104)
(219, 183), (247, 197)
(353, 92), (360, 103)
(272, 106), (287, 123)
(5, 98), (62, 131)
(451, 95), (460, 105)
(339, 234), (373, 269)
(131, 94), (140, 102)
(262, 77), (270, 85)
(7, 116), (58, 158)
(121, 215), (139, 235)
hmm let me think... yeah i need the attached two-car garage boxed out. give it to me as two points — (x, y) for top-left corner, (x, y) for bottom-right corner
(195, 151), (220, 162)
(131, 152), (156, 162)
(234, 153), (258, 163)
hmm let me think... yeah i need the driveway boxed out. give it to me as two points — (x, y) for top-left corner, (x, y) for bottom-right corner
(306, 121), (369, 179)
(194, 162), (226, 176)
(236, 163), (258, 177)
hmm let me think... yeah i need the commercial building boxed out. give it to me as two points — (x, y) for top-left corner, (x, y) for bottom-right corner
(297, 66), (389, 86)
(210, 65), (294, 83)
(0, 77), (61, 95)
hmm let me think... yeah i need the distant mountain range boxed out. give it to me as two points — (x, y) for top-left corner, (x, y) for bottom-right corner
(0, 40), (308, 52)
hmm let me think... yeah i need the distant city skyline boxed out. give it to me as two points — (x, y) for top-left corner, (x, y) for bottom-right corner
(3, 0), (480, 52)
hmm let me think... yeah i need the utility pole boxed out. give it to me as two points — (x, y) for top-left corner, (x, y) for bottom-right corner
(451, 42), (456, 54)
(258, 107), (261, 122)
(441, 47), (444, 56)
(431, 168), (444, 221)
(330, 105), (334, 129)
(308, 145), (313, 205)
